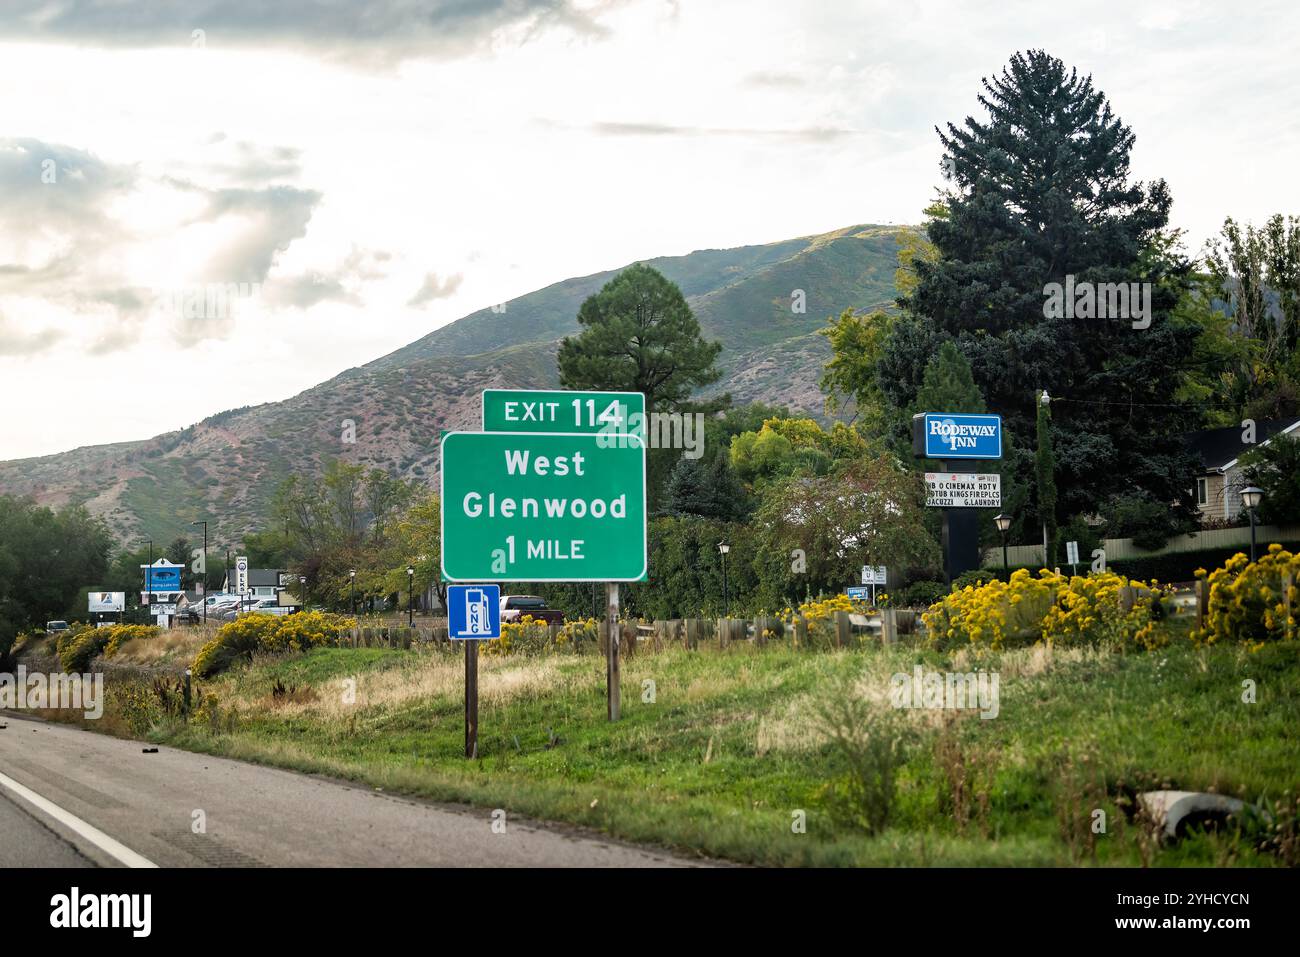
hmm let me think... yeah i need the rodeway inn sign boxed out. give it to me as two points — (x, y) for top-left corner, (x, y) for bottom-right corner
(916, 413), (1003, 460)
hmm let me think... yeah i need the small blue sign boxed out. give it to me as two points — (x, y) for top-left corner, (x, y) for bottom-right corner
(847, 586), (870, 600)
(145, 566), (182, 592)
(922, 413), (1003, 460)
(448, 583), (501, 640)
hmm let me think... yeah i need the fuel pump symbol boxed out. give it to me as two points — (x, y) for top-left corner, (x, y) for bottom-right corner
(465, 588), (491, 635)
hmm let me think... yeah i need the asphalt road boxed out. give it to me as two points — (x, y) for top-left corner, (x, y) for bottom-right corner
(0, 716), (699, 867)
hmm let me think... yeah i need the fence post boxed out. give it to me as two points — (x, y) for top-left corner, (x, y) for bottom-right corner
(881, 609), (897, 647)
(834, 610), (851, 648)
(794, 614), (809, 648)
(754, 617), (767, 647)
(1118, 586), (1136, 615)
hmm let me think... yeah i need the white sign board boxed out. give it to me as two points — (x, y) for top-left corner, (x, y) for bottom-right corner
(150, 603), (177, 617)
(235, 556), (249, 595)
(861, 565), (888, 586)
(88, 591), (125, 612)
(925, 472), (1002, 508)
(1066, 541), (1080, 565)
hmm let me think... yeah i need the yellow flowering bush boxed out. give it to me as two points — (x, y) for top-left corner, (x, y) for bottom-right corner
(193, 611), (355, 677)
(481, 615), (590, 656)
(1195, 545), (1300, 647)
(262, 611), (357, 653)
(777, 594), (871, 648)
(922, 569), (1164, 650)
(102, 624), (162, 658)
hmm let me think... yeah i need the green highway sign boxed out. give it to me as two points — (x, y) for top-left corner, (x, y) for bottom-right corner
(482, 389), (645, 436)
(441, 430), (647, 582)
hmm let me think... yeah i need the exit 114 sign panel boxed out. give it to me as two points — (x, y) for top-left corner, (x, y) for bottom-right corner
(440, 431), (647, 582)
(481, 389), (645, 435)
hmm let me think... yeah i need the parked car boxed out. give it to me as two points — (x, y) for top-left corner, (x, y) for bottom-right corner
(499, 595), (564, 625)
(45, 620), (71, 637)
(250, 599), (294, 616)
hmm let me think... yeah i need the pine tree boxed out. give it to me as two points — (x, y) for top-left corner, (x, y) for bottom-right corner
(889, 50), (1200, 529)
(914, 340), (986, 415)
(557, 264), (723, 412)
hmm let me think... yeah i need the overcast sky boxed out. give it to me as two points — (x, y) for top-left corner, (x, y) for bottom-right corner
(2, 0), (1297, 460)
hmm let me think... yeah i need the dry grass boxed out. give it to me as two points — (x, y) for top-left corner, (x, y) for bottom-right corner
(226, 652), (596, 720)
(110, 628), (212, 665)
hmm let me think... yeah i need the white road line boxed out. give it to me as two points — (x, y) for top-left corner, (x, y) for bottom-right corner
(0, 769), (158, 868)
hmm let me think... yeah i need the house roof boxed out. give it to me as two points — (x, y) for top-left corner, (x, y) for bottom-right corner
(1184, 419), (1300, 471)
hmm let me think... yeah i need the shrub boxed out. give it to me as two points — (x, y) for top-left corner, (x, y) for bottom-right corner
(103, 624), (162, 658)
(481, 615), (589, 656)
(1195, 545), (1300, 647)
(59, 628), (113, 672)
(922, 569), (1165, 650)
(896, 580), (950, 609)
(813, 673), (914, 835)
(952, 569), (997, 591)
(194, 612), (355, 678)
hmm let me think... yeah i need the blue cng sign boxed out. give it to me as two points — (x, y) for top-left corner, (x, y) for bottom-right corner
(448, 583), (501, 640)
(916, 413), (1003, 460)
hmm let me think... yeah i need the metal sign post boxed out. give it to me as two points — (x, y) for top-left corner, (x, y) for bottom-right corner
(606, 582), (620, 721)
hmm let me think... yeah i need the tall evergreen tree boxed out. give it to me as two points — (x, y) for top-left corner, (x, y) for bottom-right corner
(889, 50), (1201, 531)
(914, 340), (986, 415)
(559, 264), (726, 509)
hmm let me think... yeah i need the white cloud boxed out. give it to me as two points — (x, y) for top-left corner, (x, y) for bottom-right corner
(1, 0), (1298, 459)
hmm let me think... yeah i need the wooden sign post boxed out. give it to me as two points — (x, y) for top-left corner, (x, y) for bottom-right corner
(465, 638), (479, 758)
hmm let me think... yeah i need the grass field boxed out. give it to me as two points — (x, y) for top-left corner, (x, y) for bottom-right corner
(60, 630), (1300, 867)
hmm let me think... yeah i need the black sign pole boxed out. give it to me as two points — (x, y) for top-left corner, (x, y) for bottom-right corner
(941, 459), (983, 583)
(465, 637), (478, 758)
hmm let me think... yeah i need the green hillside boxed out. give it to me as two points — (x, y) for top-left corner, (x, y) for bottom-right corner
(0, 224), (908, 547)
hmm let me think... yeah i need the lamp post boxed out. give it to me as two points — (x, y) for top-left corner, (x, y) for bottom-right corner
(717, 542), (730, 617)
(299, 575), (308, 612)
(407, 566), (416, 626)
(994, 513), (1011, 576)
(142, 539), (154, 624)
(1241, 486), (1264, 562)
(349, 569), (356, 616)
(191, 520), (208, 623)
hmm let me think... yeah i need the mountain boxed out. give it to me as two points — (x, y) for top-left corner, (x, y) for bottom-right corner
(0, 224), (907, 547)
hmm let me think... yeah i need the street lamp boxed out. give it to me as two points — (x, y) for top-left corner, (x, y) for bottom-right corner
(349, 569), (356, 616)
(717, 542), (730, 617)
(407, 566), (416, 626)
(994, 513), (1012, 576)
(191, 520), (207, 623)
(1241, 486), (1264, 562)
(299, 575), (308, 612)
